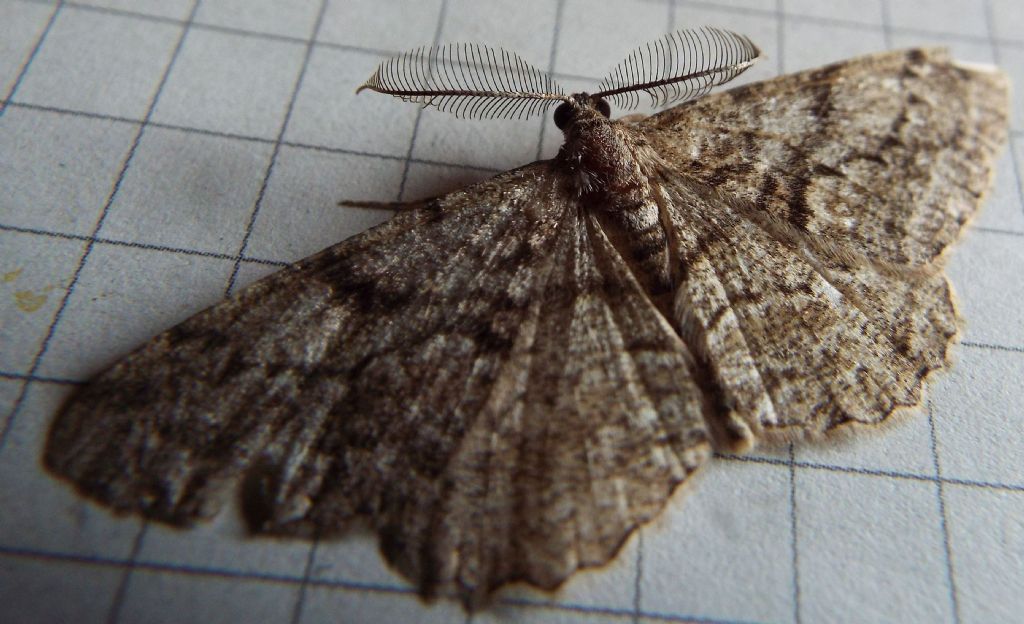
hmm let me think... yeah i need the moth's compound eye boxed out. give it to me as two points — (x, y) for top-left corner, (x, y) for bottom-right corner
(596, 98), (611, 119)
(554, 102), (574, 130)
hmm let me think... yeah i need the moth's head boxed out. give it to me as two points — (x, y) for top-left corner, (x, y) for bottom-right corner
(553, 93), (612, 132)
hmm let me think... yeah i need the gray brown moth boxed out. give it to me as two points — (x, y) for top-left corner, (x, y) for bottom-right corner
(44, 27), (1009, 608)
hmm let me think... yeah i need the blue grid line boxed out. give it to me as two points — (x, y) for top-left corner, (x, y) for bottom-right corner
(393, 0), (450, 203)
(959, 340), (1024, 353)
(787, 444), (801, 624)
(718, 453), (1024, 492)
(632, 528), (644, 624)
(880, 0), (894, 49)
(1010, 136), (1024, 222)
(0, 221), (290, 268)
(926, 400), (961, 623)
(1, 98), (506, 174)
(774, 3), (802, 622)
(534, 0), (567, 161)
(11, 0), (1022, 51)
(972, 226), (1024, 237)
(10, 0), (1020, 95)
(176, 3), (324, 622)
(0, 544), (760, 624)
(290, 540), (321, 624)
(105, 524), (149, 624)
(0, 371), (81, 386)
(222, 0), (331, 296)
(0, 0), (63, 117)
(0, 0), (200, 456)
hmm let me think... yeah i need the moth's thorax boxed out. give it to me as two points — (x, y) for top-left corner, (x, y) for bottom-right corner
(556, 99), (652, 207)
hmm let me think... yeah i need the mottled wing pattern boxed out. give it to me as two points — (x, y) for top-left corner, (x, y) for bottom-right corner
(44, 163), (710, 603)
(641, 49), (1008, 447)
(661, 175), (959, 447)
(645, 48), (1009, 266)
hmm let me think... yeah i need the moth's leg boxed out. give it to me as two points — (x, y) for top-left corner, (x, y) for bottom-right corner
(337, 198), (436, 212)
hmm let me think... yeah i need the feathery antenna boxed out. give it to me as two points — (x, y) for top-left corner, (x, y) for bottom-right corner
(357, 28), (761, 119)
(593, 27), (761, 111)
(357, 43), (567, 120)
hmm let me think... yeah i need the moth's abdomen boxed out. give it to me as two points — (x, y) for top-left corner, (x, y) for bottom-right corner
(594, 199), (675, 304)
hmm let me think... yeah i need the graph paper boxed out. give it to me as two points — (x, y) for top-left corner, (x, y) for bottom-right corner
(1, 1), (1022, 622)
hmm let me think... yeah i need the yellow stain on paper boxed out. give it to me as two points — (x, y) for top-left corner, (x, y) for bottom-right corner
(15, 289), (49, 312)
(4, 267), (63, 313)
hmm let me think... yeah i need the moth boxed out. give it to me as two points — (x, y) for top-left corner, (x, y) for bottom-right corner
(45, 27), (1008, 607)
